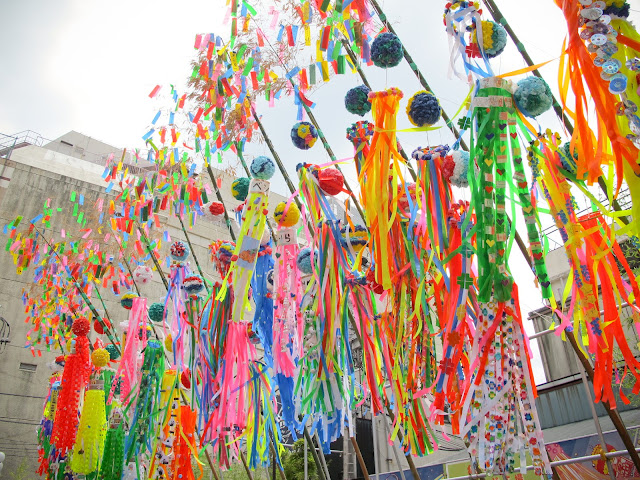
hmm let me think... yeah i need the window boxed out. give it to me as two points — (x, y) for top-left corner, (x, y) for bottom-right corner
(19, 362), (37, 372)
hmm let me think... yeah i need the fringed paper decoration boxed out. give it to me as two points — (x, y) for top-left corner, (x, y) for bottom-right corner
(108, 297), (148, 407)
(252, 238), (275, 366)
(532, 135), (640, 407)
(170, 406), (199, 480)
(460, 291), (551, 477)
(246, 363), (281, 469)
(346, 121), (374, 176)
(554, 0), (640, 186)
(70, 377), (107, 474)
(359, 88), (405, 291)
(100, 409), (125, 480)
(37, 373), (60, 477)
(149, 370), (179, 480)
(470, 77), (552, 303)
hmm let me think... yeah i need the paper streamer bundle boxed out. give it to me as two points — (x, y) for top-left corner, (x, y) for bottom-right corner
(149, 370), (179, 480)
(70, 379), (107, 474)
(100, 409), (125, 480)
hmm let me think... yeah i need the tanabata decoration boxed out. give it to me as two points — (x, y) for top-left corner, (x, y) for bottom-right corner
(133, 264), (154, 284)
(273, 201), (301, 227)
(250, 156), (276, 179)
(407, 91), (442, 127)
(207, 201), (226, 219)
(513, 77), (554, 118)
(100, 409), (125, 480)
(443, 150), (470, 188)
(120, 292), (139, 310)
(473, 20), (507, 58)
(346, 121), (374, 175)
(148, 302), (165, 323)
(169, 240), (190, 263)
(345, 85), (372, 116)
(291, 121), (319, 150)
(371, 32), (404, 68)
(231, 177), (250, 201)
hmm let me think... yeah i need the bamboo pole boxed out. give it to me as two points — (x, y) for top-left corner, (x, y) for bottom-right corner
(204, 164), (238, 242)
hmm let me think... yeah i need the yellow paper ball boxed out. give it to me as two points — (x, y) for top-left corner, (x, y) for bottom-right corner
(91, 348), (110, 368)
(165, 335), (173, 353)
(273, 201), (301, 227)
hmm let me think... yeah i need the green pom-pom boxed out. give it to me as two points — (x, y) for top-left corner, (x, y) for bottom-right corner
(514, 77), (553, 117)
(559, 142), (578, 175)
(371, 33), (403, 69)
(231, 177), (250, 201)
(345, 85), (372, 116)
(105, 344), (120, 361)
(148, 302), (165, 323)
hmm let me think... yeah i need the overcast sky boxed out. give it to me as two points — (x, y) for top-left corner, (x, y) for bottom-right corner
(2, 1), (638, 383)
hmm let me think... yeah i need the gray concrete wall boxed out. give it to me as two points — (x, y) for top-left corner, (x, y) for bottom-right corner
(0, 143), (287, 478)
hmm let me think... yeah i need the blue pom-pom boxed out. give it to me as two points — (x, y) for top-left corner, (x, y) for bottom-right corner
(291, 122), (318, 150)
(296, 247), (316, 275)
(345, 85), (372, 116)
(169, 241), (190, 262)
(250, 156), (275, 180)
(479, 21), (507, 58)
(148, 302), (165, 323)
(407, 91), (441, 127)
(231, 177), (250, 201)
(514, 77), (553, 117)
(371, 32), (403, 69)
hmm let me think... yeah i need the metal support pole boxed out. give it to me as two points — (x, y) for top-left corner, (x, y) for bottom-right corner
(372, 416), (380, 480)
(381, 414), (406, 480)
(314, 431), (332, 480)
(305, 432), (309, 480)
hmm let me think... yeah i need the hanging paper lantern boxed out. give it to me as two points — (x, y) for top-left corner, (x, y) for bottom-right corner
(340, 225), (369, 252)
(371, 32), (404, 68)
(148, 302), (165, 323)
(514, 77), (553, 117)
(250, 155), (276, 180)
(273, 201), (301, 227)
(207, 201), (225, 218)
(291, 122), (318, 150)
(474, 20), (507, 58)
(296, 247), (316, 274)
(407, 91), (441, 127)
(91, 348), (110, 368)
(93, 318), (111, 335)
(345, 85), (372, 116)
(217, 242), (236, 264)
(559, 142), (579, 175)
(133, 265), (154, 284)
(443, 150), (470, 188)
(317, 168), (344, 196)
(72, 317), (91, 336)
(183, 274), (205, 295)
(120, 292), (138, 310)
(231, 177), (250, 201)
(169, 240), (190, 262)
(105, 344), (120, 361)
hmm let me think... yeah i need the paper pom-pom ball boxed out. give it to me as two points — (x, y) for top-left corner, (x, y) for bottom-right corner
(371, 32), (403, 68)
(514, 77), (553, 117)
(398, 183), (417, 212)
(148, 302), (165, 323)
(217, 242), (236, 263)
(475, 20), (507, 58)
(232, 177), (250, 201)
(443, 150), (470, 188)
(105, 344), (120, 361)
(133, 265), (153, 284)
(346, 121), (374, 145)
(165, 334), (173, 353)
(291, 122), (318, 150)
(207, 201), (225, 218)
(407, 91), (441, 127)
(93, 318), (111, 335)
(273, 201), (301, 227)
(345, 85), (372, 116)
(72, 317), (91, 336)
(184, 274), (205, 295)
(559, 142), (578, 175)
(250, 156), (276, 180)
(91, 348), (110, 368)
(340, 225), (369, 252)
(120, 292), (138, 310)
(169, 241), (190, 262)
(297, 247), (316, 275)
(317, 168), (344, 196)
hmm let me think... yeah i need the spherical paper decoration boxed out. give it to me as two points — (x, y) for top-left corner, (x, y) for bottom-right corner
(169, 240), (190, 262)
(184, 274), (205, 295)
(297, 247), (316, 275)
(318, 168), (344, 196)
(291, 122), (318, 150)
(340, 225), (369, 252)
(371, 32), (403, 68)
(345, 85), (372, 116)
(514, 77), (553, 117)
(231, 177), (250, 201)
(475, 20), (507, 58)
(443, 150), (470, 188)
(207, 201), (225, 218)
(559, 142), (579, 175)
(120, 292), (138, 310)
(407, 91), (441, 127)
(93, 318), (111, 335)
(165, 334), (173, 353)
(148, 302), (165, 323)
(250, 156), (276, 180)
(217, 242), (236, 264)
(105, 344), (120, 361)
(91, 348), (110, 368)
(133, 265), (153, 285)
(273, 201), (301, 227)
(72, 317), (90, 336)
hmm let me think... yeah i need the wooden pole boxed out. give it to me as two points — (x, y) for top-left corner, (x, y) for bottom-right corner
(205, 164), (238, 242)
(350, 436), (371, 480)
